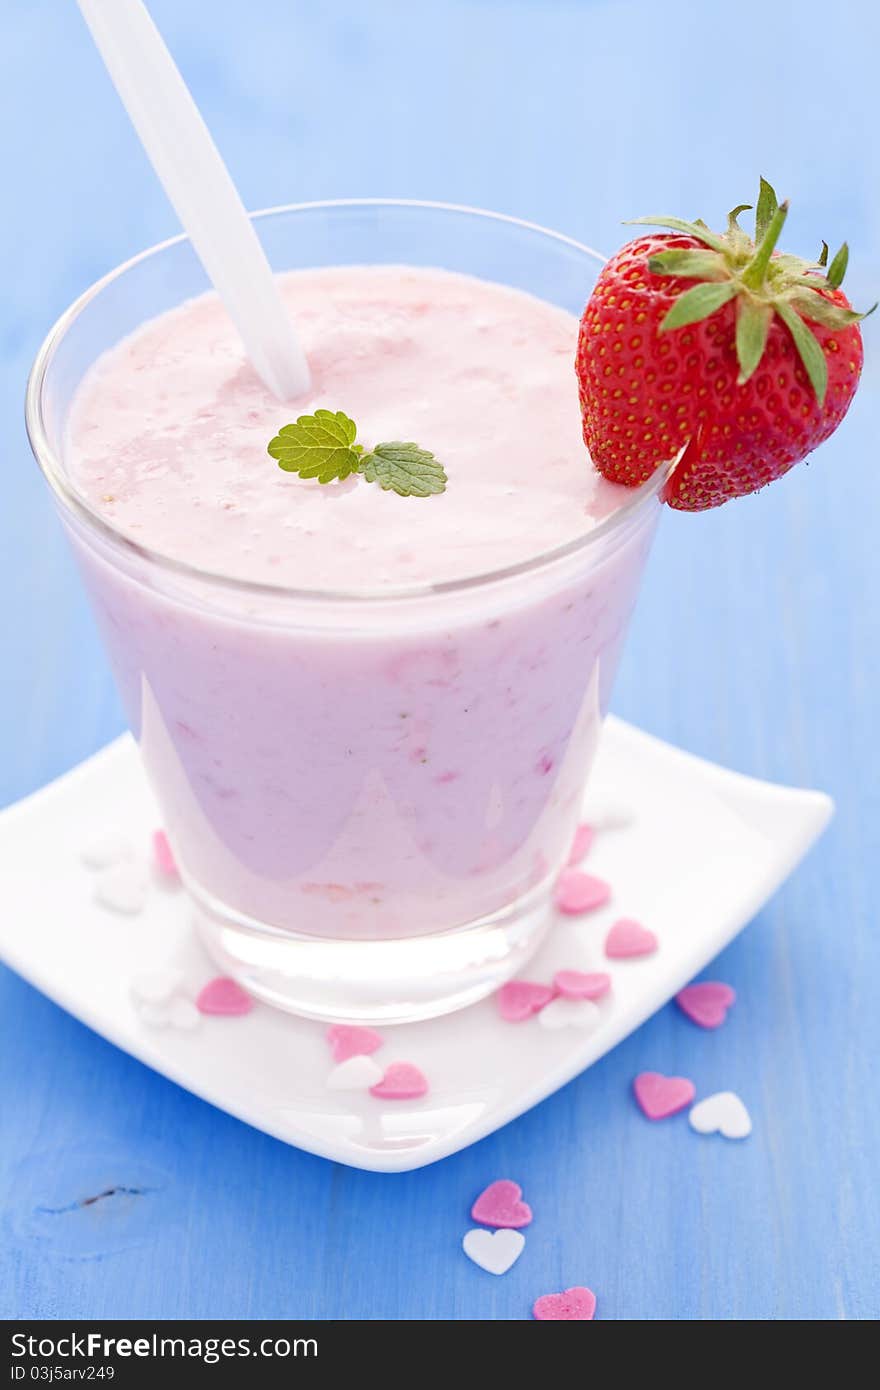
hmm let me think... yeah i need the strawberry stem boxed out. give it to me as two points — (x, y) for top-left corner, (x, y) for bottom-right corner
(742, 200), (789, 291)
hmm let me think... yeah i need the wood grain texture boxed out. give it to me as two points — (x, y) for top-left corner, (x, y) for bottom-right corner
(1, 0), (878, 1320)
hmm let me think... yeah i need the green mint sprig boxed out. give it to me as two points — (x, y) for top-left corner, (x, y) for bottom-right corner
(268, 409), (447, 498)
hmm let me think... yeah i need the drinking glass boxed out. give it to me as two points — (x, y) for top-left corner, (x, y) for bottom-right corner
(27, 201), (660, 1023)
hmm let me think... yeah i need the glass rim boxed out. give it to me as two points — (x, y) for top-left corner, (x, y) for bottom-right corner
(25, 197), (663, 605)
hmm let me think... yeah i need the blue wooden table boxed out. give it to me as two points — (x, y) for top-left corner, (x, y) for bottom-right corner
(2, 0), (878, 1320)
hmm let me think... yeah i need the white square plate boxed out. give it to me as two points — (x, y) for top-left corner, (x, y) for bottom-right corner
(0, 718), (831, 1172)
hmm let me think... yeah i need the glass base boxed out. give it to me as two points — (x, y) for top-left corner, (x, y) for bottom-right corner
(191, 877), (555, 1025)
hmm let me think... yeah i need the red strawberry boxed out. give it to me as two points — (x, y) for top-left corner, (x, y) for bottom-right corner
(575, 180), (870, 510)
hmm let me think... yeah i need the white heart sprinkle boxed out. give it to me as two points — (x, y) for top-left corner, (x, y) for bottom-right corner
(81, 831), (133, 870)
(135, 995), (200, 1032)
(131, 968), (184, 1005)
(462, 1227), (525, 1275)
(166, 998), (201, 1031)
(538, 997), (602, 1032)
(326, 1055), (384, 1091)
(137, 1002), (171, 1029)
(689, 1091), (752, 1140)
(94, 864), (149, 915)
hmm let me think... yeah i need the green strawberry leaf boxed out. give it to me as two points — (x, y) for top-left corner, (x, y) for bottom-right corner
(359, 442), (447, 498)
(659, 279), (739, 332)
(755, 177), (779, 241)
(268, 409), (362, 483)
(735, 297), (772, 383)
(789, 288), (869, 329)
(648, 249), (730, 281)
(818, 240), (829, 268)
(826, 242), (849, 289)
(727, 203), (753, 236)
(776, 301), (828, 404)
(624, 216), (726, 253)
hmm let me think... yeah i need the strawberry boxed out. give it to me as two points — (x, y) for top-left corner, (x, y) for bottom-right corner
(575, 179), (871, 510)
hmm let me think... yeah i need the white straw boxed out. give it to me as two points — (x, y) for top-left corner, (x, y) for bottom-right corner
(76, 0), (311, 400)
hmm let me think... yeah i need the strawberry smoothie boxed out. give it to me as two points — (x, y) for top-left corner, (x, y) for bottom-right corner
(71, 266), (631, 587)
(61, 261), (658, 1015)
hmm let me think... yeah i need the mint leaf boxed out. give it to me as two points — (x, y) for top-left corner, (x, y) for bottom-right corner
(268, 409), (362, 483)
(359, 442), (447, 497)
(269, 410), (447, 498)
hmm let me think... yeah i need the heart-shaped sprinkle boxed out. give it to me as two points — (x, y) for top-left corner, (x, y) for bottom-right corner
(152, 829), (179, 881)
(553, 969), (611, 1001)
(567, 823), (594, 866)
(532, 1286), (597, 1320)
(138, 997), (200, 1031)
(327, 1055), (384, 1091)
(81, 830), (133, 870)
(369, 1062), (428, 1100)
(605, 918), (657, 959)
(538, 998), (602, 1032)
(497, 980), (555, 1022)
(136, 1002), (173, 1029)
(131, 968), (184, 1005)
(94, 864), (149, 916)
(462, 1228), (525, 1276)
(676, 981), (736, 1029)
(471, 1179), (532, 1229)
(196, 976), (254, 1017)
(633, 1071), (696, 1120)
(555, 870), (611, 916)
(689, 1091), (752, 1139)
(326, 1023), (383, 1063)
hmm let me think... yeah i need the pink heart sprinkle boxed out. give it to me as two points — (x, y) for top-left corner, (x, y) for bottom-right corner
(676, 981), (736, 1029)
(497, 980), (555, 1022)
(605, 918), (657, 958)
(567, 823), (594, 866)
(471, 1179), (533, 1229)
(552, 970), (611, 1001)
(555, 869), (611, 916)
(369, 1062), (428, 1100)
(152, 829), (179, 880)
(533, 1286), (597, 1320)
(196, 976), (254, 1017)
(633, 1071), (696, 1120)
(326, 1023), (383, 1063)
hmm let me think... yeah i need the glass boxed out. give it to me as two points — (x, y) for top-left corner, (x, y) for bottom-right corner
(27, 201), (660, 1023)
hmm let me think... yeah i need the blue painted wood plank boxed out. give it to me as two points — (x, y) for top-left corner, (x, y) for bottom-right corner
(1, 0), (878, 1319)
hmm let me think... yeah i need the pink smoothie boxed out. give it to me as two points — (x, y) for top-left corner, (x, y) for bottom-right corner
(66, 266), (657, 939)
